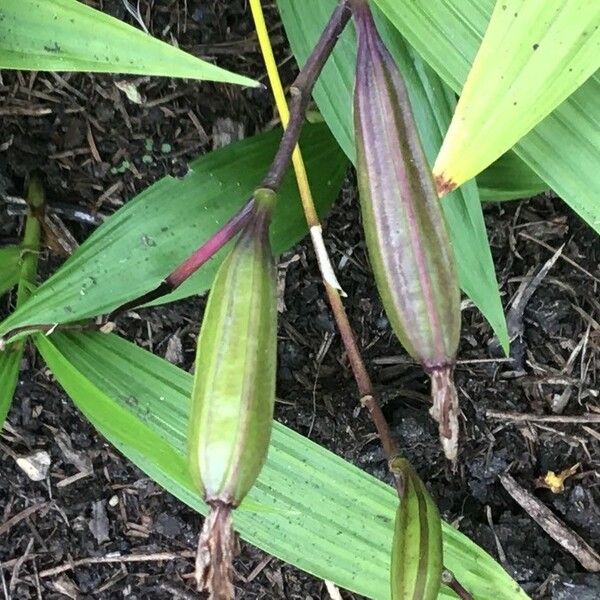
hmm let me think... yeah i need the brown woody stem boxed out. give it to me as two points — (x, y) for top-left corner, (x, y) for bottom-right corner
(255, 0), (400, 481)
(442, 569), (474, 600)
(108, 1), (351, 319)
(325, 285), (399, 460)
(260, 1), (352, 192)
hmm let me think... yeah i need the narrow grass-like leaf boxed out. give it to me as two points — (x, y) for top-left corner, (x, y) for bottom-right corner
(277, 0), (543, 202)
(278, 0), (508, 350)
(0, 247), (21, 297)
(0, 124), (346, 342)
(0, 0), (257, 87)
(434, 1), (600, 191)
(479, 153), (548, 202)
(0, 347), (22, 429)
(36, 331), (528, 600)
(373, 0), (600, 233)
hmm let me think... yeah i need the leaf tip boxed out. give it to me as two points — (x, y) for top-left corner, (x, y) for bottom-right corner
(434, 172), (457, 197)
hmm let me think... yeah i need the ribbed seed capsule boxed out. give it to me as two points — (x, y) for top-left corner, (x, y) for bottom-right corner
(188, 188), (277, 599)
(389, 457), (443, 600)
(353, 4), (462, 459)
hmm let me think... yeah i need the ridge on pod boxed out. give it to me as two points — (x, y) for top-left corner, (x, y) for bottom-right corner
(352, 2), (462, 461)
(187, 188), (278, 600)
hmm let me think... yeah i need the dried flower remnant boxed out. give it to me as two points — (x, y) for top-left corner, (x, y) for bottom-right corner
(353, 3), (462, 459)
(188, 189), (278, 599)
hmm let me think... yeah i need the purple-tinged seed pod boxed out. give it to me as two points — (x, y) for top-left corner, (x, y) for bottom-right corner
(352, 2), (461, 460)
(188, 188), (277, 598)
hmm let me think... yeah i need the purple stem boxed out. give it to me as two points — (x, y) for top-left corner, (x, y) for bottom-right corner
(109, 199), (255, 316)
(167, 198), (255, 288)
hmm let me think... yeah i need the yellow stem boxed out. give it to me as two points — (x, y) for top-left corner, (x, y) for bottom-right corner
(249, 0), (319, 226)
(250, 0), (404, 486)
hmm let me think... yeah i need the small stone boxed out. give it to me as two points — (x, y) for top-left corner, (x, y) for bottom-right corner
(16, 450), (51, 481)
(165, 334), (183, 365)
(108, 495), (119, 507)
(155, 512), (183, 537)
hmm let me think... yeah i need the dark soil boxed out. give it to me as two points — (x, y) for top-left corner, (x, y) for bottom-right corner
(1, 2), (599, 599)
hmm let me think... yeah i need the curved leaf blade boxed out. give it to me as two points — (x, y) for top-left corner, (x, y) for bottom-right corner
(278, 0), (508, 350)
(0, 124), (347, 341)
(479, 153), (548, 202)
(0, 346), (22, 429)
(36, 330), (529, 600)
(0, 246), (21, 297)
(434, 0), (600, 190)
(373, 0), (600, 233)
(0, 0), (257, 87)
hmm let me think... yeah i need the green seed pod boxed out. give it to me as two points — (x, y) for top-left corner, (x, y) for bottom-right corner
(353, 4), (461, 459)
(188, 188), (277, 598)
(389, 457), (443, 600)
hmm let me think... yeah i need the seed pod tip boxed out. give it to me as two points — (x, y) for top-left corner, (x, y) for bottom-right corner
(196, 502), (236, 600)
(428, 366), (459, 462)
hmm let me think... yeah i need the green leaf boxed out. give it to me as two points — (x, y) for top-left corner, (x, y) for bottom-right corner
(0, 246), (21, 297)
(0, 346), (22, 429)
(0, 0), (257, 87)
(0, 124), (347, 342)
(36, 330), (528, 600)
(373, 0), (600, 233)
(434, 1), (600, 190)
(479, 153), (548, 202)
(278, 0), (508, 350)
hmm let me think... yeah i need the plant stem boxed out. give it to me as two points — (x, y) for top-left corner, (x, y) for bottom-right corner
(112, 1), (351, 317)
(258, 0), (352, 198)
(442, 569), (474, 600)
(3, 177), (46, 353)
(253, 10), (474, 598)
(110, 199), (255, 316)
(250, 0), (399, 465)
(16, 177), (45, 309)
(167, 199), (255, 288)
(325, 286), (398, 459)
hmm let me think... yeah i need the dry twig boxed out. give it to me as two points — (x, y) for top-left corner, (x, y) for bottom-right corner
(500, 474), (600, 572)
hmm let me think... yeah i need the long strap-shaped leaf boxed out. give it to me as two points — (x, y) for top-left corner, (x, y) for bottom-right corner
(434, 0), (600, 191)
(0, 348), (22, 429)
(0, 247), (21, 298)
(36, 331), (528, 600)
(0, 0), (257, 87)
(373, 0), (600, 233)
(277, 0), (509, 351)
(478, 152), (548, 202)
(0, 123), (347, 343)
